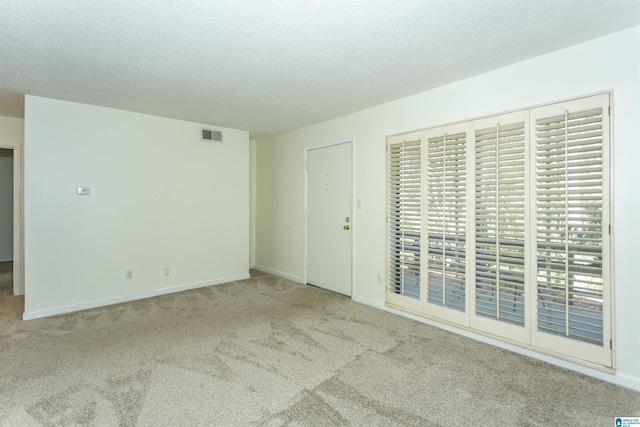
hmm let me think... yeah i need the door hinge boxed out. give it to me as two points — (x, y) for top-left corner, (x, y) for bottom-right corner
(608, 106), (611, 116)
(610, 339), (613, 349)
(609, 224), (611, 235)
(305, 161), (308, 171)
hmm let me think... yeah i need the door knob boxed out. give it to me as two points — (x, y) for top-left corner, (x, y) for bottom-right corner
(343, 224), (350, 230)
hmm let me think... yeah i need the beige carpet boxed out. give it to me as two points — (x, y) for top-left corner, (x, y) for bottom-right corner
(0, 265), (638, 426)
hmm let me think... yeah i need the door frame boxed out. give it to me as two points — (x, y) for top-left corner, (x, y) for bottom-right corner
(0, 141), (23, 296)
(304, 137), (355, 295)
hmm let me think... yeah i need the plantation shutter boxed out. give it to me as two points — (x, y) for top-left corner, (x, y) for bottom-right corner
(532, 94), (611, 366)
(385, 93), (611, 367)
(425, 131), (467, 314)
(474, 121), (527, 328)
(387, 136), (422, 304)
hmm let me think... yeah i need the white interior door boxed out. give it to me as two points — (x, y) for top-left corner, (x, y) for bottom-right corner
(306, 142), (352, 295)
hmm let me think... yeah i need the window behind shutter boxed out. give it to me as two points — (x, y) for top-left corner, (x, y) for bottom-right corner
(387, 138), (422, 301)
(475, 121), (526, 327)
(425, 132), (466, 312)
(535, 105), (606, 347)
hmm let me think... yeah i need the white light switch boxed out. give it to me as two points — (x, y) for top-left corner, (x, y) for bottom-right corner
(356, 199), (362, 209)
(77, 187), (91, 195)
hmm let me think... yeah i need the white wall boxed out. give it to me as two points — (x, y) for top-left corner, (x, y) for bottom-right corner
(0, 149), (13, 261)
(255, 27), (640, 387)
(24, 96), (249, 317)
(0, 116), (25, 143)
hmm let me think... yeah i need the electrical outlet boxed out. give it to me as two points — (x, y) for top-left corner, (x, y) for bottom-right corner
(377, 274), (382, 285)
(126, 270), (133, 280)
(164, 268), (170, 276)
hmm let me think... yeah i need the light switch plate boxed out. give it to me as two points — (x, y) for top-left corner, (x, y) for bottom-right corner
(77, 186), (91, 195)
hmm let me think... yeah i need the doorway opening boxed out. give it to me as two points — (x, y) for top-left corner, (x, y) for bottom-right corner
(0, 144), (23, 299)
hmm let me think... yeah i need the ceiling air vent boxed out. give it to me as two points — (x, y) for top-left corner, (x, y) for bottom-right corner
(201, 128), (223, 142)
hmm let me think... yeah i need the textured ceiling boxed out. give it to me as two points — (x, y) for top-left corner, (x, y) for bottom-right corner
(0, 1), (638, 135)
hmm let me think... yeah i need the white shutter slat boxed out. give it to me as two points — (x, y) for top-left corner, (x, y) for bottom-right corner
(535, 105), (605, 347)
(474, 121), (526, 327)
(426, 132), (467, 313)
(536, 109), (602, 126)
(388, 139), (422, 301)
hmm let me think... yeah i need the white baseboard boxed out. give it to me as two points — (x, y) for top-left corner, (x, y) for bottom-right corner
(351, 295), (385, 309)
(253, 264), (304, 284)
(352, 294), (640, 392)
(615, 374), (640, 392)
(23, 273), (250, 321)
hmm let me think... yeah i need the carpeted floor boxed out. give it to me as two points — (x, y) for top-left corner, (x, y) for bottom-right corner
(0, 261), (14, 297)
(0, 264), (638, 426)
